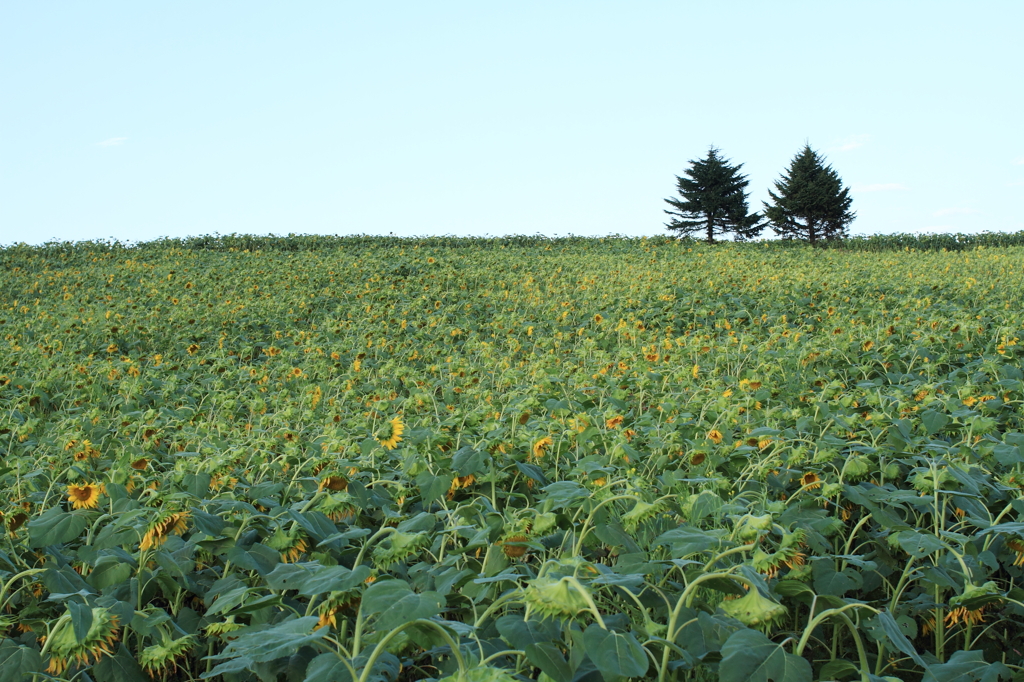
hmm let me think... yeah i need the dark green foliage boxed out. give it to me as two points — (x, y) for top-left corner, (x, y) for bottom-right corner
(764, 144), (855, 244)
(664, 147), (763, 243)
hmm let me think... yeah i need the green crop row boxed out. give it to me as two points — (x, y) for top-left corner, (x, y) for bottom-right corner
(1, 238), (1024, 681)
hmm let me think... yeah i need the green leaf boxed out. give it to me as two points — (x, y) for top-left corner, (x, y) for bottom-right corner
(515, 462), (548, 485)
(524, 642), (572, 682)
(719, 629), (812, 682)
(496, 614), (560, 650)
(303, 652), (354, 682)
(207, 616), (327, 665)
(69, 600), (93, 643)
(819, 659), (859, 681)
(582, 625), (649, 679)
(360, 579), (444, 630)
(91, 643), (148, 682)
(922, 650), (1011, 682)
(265, 562), (371, 596)
(540, 481), (588, 511)
(88, 555), (134, 590)
(0, 639), (44, 682)
(921, 410), (949, 435)
(43, 564), (92, 595)
(653, 526), (724, 557)
(416, 471), (449, 504)
(27, 507), (89, 547)
(812, 561), (861, 597)
(191, 508), (227, 537)
(675, 610), (740, 658)
(897, 530), (946, 559)
(452, 446), (486, 476)
(876, 610), (925, 668)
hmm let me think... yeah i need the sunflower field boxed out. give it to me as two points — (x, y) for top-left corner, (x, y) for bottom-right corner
(2, 235), (1024, 682)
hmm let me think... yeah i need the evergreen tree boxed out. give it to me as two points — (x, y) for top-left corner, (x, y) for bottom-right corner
(664, 147), (763, 243)
(764, 145), (855, 244)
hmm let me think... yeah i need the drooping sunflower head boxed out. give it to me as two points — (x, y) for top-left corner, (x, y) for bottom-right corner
(372, 531), (428, 569)
(621, 500), (665, 531)
(523, 576), (589, 621)
(139, 634), (195, 678)
(707, 429), (723, 445)
(531, 436), (553, 460)
(67, 483), (104, 510)
(266, 528), (309, 563)
(719, 588), (787, 628)
(46, 606), (120, 675)
(376, 417), (404, 450)
(800, 472), (822, 489)
(140, 511), (189, 551)
(317, 492), (359, 522)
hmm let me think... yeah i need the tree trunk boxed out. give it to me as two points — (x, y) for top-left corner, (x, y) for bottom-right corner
(808, 220), (817, 245)
(707, 219), (715, 244)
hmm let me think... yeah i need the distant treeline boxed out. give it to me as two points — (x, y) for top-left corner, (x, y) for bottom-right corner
(4, 230), (1024, 263)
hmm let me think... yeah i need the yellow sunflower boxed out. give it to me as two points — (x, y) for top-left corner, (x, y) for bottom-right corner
(67, 483), (104, 510)
(532, 436), (553, 460)
(140, 512), (189, 551)
(707, 430), (723, 445)
(376, 417), (404, 450)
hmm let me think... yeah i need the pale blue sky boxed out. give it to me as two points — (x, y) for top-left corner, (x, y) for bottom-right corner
(2, 2), (1022, 245)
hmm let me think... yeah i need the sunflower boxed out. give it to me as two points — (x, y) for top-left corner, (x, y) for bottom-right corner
(140, 512), (189, 551)
(186, 343), (199, 355)
(501, 534), (530, 559)
(447, 474), (476, 499)
(605, 415), (624, 429)
(46, 606), (120, 675)
(317, 492), (358, 522)
(130, 458), (149, 470)
(67, 483), (104, 510)
(532, 436), (553, 460)
(707, 430), (723, 445)
(267, 530), (308, 563)
(376, 417), (404, 450)
(801, 472), (822, 490)
(139, 634), (195, 678)
(318, 475), (348, 492)
(593, 314), (603, 324)
(1007, 538), (1024, 566)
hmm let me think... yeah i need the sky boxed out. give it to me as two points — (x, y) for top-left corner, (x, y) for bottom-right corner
(2, 2), (1022, 246)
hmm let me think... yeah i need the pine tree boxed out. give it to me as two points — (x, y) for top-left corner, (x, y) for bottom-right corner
(664, 147), (763, 243)
(764, 145), (855, 244)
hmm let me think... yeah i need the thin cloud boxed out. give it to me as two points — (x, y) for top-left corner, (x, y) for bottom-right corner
(829, 134), (870, 152)
(1014, 157), (1024, 165)
(852, 183), (906, 192)
(1009, 179), (1024, 187)
(97, 137), (127, 147)
(932, 207), (979, 217)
